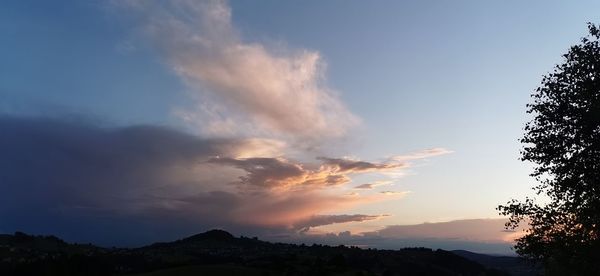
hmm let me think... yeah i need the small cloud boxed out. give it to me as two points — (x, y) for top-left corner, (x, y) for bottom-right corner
(354, 183), (375, 189)
(293, 214), (388, 233)
(380, 191), (411, 196)
(318, 157), (407, 174)
(391, 148), (453, 162)
(338, 231), (351, 238)
(354, 180), (394, 190)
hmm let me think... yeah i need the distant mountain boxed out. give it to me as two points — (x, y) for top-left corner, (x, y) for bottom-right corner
(452, 250), (540, 276)
(0, 230), (517, 275)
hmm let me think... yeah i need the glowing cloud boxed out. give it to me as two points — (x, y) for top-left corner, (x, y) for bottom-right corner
(120, 0), (358, 140)
(0, 117), (400, 241)
(209, 156), (406, 190)
(2, 2), (456, 244)
(318, 157), (407, 174)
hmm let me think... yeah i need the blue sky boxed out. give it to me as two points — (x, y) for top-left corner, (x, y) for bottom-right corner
(1, 0), (599, 254)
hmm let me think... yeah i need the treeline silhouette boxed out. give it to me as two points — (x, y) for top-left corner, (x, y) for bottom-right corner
(0, 230), (517, 276)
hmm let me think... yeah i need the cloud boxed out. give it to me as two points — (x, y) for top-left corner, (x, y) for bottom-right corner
(293, 214), (388, 233)
(354, 180), (394, 190)
(120, 0), (358, 141)
(391, 148), (453, 162)
(0, 116), (243, 221)
(380, 191), (410, 196)
(0, 116), (392, 245)
(228, 191), (393, 230)
(318, 157), (406, 174)
(354, 184), (375, 189)
(273, 219), (524, 255)
(231, 138), (286, 158)
(209, 156), (406, 189)
(372, 219), (525, 243)
(209, 157), (312, 188)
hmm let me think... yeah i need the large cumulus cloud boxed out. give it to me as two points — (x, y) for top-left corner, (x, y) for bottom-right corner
(117, 0), (358, 142)
(0, 116), (399, 245)
(0, 1), (455, 247)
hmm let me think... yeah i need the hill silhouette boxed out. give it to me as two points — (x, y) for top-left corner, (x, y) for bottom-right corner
(0, 230), (524, 275)
(452, 250), (540, 276)
(180, 229), (234, 241)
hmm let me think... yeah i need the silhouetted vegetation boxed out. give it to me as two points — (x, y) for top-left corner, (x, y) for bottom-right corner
(452, 250), (540, 276)
(0, 230), (513, 276)
(498, 23), (600, 275)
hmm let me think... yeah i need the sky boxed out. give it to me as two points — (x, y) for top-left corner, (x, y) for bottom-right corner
(1, 0), (599, 255)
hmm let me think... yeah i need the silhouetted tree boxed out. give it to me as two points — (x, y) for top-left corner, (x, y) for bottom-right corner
(498, 24), (600, 274)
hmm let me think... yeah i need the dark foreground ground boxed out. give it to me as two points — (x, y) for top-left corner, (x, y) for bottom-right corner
(0, 230), (539, 276)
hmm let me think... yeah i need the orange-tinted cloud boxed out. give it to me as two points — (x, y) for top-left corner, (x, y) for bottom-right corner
(209, 156), (406, 190)
(227, 190), (392, 230)
(318, 157), (406, 174)
(1, 117), (408, 240)
(0, 116), (451, 245)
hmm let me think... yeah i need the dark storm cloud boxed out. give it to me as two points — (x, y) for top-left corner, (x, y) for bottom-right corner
(0, 116), (258, 244)
(0, 116), (393, 245)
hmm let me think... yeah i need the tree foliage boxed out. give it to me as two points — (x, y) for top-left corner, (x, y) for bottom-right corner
(498, 24), (600, 274)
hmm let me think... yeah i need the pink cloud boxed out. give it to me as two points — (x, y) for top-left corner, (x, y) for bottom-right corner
(121, 0), (358, 141)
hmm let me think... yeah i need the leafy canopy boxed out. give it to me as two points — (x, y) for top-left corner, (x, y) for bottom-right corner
(498, 24), (600, 274)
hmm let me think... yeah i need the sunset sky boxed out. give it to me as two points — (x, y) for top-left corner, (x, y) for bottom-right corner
(1, 0), (599, 255)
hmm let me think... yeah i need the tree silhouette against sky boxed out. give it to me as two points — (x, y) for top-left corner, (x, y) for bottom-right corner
(499, 24), (600, 275)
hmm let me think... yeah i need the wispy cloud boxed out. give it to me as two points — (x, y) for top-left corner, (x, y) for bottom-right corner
(293, 214), (388, 233)
(391, 148), (454, 162)
(120, 0), (358, 142)
(318, 157), (407, 174)
(354, 180), (394, 190)
(380, 191), (410, 196)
